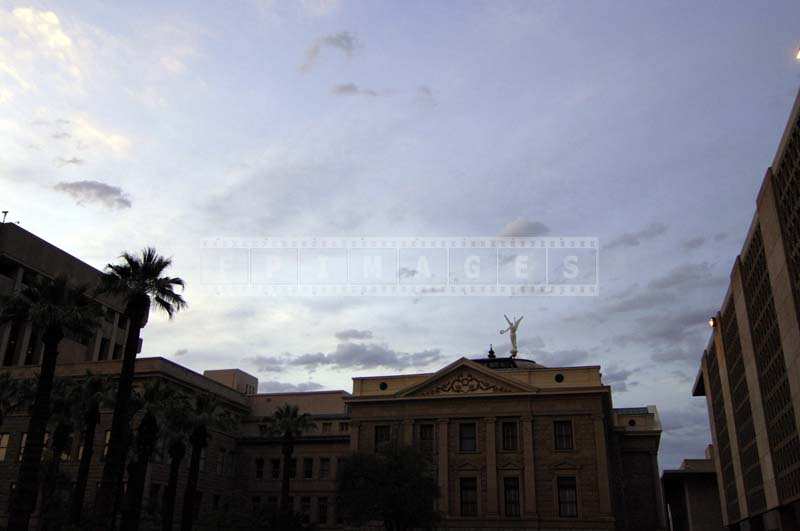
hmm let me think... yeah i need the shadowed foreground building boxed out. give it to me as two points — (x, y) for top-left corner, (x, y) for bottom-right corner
(692, 89), (800, 531)
(662, 449), (724, 531)
(0, 224), (666, 529)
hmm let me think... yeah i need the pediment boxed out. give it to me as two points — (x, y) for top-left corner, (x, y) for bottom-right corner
(397, 358), (537, 398)
(550, 460), (582, 471)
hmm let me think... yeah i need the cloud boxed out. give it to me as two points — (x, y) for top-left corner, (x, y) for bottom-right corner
(258, 380), (325, 393)
(331, 83), (378, 97)
(500, 218), (551, 237)
(603, 365), (637, 392)
(295, 342), (442, 371)
(713, 232), (728, 242)
(530, 348), (590, 367)
(53, 180), (132, 209)
(173, 348), (189, 356)
(605, 222), (667, 249)
(0, 7), (80, 79)
(247, 355), (288, 373)
(334, 329), (373, 341)
(681, 237), (705, 250)
(71, 116), (131, 155)
(648, 262), (722, 291)
(300, 31), (358, 72)
(57, 156), (84, 167)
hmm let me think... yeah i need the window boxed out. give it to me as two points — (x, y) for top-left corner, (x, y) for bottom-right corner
(103, 431), (111, 460)
(18, 433), (27, 462)
(419, 424), (435, 452)
(502, 421), (518, 451)
(216, 449), (226, 475)
(300, 497), (311, 523)
(213, 494), (220, 510)
(266, 496), (278, 513)
(99, 338), (110, 361)
(252, 496), (261, 511)
(374, 425), (391, 449)
(317, 496), (328, 523)
(194, 491), (203, 519)
(199, 448), (206, 472)
(504, 477), (520, 517)
(149, 483), (162, 511)
(339, 422), (349, 432)
(112, 344), (122, 360)
(271, 458), (280, 479)
(255, 458), (264, 479)
(554, 421), (574, 450)
(226, 451), (236, 477)
(303, 457), (313, 479)
(460, 477), (478, 516)
(557, 476), (578, 517)
(0, 433), (9, 461)
(42, 432), (50, 462)
(319, 457), (330, 479)
(459, 423), (477, 452)
(289, 458), (297, 479)
(321, 422), (331, 434)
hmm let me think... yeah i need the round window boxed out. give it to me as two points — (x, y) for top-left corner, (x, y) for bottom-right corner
(379, 382), (388, 391)
(628, 419), (636, 427)
(554, 373), (564, 383)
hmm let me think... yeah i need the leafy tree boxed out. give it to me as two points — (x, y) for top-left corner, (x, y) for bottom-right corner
(93, 247), (186, 530)
(1, 275), (101, 530)
(337, 446), (440, 531)
(68, 372), (115, 526)
(0, 372), (35, 428)
(180, 393), (236, 531)
(260, 404), (316, 515)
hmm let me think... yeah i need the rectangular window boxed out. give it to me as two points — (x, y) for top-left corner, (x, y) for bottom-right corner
(18, 432), (27, 462)
(216, 449), (226, 475)
(419, 424), (435, 452)
(271, 458), (280, 479)
(459, 423), (477, 452)
(374, 425), (391, 449)
(317, 496), (328, 524)
(255, 458), (264, 479)
(504, 477), (520, 517)
(303, 457), (313, 479)
(252, 496), (261, 511)
(502, 421), (518, 451)
(319, 457), (330, 479)
(300, 496), (311, 523)
(266, 496), (278, 513)
(213, 494), (220, 510)
(199, 447), (206, 472)
(339, 422), (349, 432)
(102, 430), (111, 459)
(99, 337), (110, 361)
(321, 422), (332, 434)
(112, 344), (122, 360)
(149, 483), (162, 511)
(460, 477), (478, 516)
(289, 458), (297, 479)
(0, 433), (9, 461)
(194, 491), (203, 519)
(557, 476), (578, 517)
(554, 421), (574, 450)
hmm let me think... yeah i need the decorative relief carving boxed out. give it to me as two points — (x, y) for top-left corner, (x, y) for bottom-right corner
(421, 371), (513, 395)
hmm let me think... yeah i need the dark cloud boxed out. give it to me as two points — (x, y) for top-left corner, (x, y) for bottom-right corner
(57, 157), (85, 167)
(295, 342), (442, 371)
(334, 329), (373, 341)
(681, 237), (705, 250)
(258, 380), (325, 393)
(648, 262), (723, 291)
(713, 232), (728, 242)
(53, 180), (132, 209)
(652, 349), (700, 363)
(499, 218), (551, 237)
(301, 31), (358, 72)
(173, 348), (189, 357)
(604, 365), (637, 392)
(530, 348), (590, 367)
(605, 222), (667, 250)
(331, 83), (379, 97)
(247, 355), (288, 373)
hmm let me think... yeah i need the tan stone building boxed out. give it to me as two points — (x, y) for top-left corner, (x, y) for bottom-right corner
(692, 89), (800, 531)
(0, 223), (667, 529)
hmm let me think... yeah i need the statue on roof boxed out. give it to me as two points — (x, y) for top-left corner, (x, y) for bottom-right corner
(499, 314), (523, 358)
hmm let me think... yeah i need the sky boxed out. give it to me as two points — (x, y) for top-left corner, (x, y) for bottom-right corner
(2, 0), (800, 469)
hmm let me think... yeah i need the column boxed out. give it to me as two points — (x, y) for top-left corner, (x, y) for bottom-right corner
(521, 416), (537, 517)
(593, 415), (612, 515)
(403, 418), (414, 446)
(437, 419), (449, 516)
(484, 417), (498, 517)
(349, 421), (360, 452)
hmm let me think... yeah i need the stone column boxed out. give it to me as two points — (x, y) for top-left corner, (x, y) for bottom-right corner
(521, 416), (537, 517)
(437, 419), (449, 516)
(403, 418), (414, 446)
(484, 417), (498, 517)
(593, 415), (612, 515)
(349, 421), (360, 452)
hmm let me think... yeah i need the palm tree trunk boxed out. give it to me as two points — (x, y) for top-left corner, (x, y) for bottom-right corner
(69, 402), (99, 525)
(94, 306), (146, 530)
(120, 411), (158, 531)
(279, 439), (294, 514)
(162, 440), (185, 531)
(8, 337), (60, 530)
(179, 428), (205, 531)
(40, 421), (71, 528)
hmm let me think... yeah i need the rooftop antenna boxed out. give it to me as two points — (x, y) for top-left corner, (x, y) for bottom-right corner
(1, 211), (7, 224)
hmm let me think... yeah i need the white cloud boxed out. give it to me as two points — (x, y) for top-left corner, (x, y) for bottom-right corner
(71, 116), (132, 155)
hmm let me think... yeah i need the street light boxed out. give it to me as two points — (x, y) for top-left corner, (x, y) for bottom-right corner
(796, 47), (800, 61)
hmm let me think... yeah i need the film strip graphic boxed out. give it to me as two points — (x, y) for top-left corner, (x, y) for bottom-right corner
(199, 237), (599, 297)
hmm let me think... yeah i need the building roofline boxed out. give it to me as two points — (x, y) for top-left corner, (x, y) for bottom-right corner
(252, 390), (352, 397)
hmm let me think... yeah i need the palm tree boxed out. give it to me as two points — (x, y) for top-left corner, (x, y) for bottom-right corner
(1, 275), (101, 530)
(160, 398), (193, 531)
(69, 372), (115, 526)
(180, 393), (235, 531)
(262, 404), (316, 515)
(93, 248), (186, 530)
(121, 380), (188, 531)
(0, 372), (35, 428)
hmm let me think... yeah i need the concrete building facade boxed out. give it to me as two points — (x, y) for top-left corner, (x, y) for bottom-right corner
(662, 450), (725, 531)
(693, 90), (800, 531)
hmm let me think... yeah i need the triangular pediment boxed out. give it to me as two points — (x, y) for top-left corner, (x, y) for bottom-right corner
(397, 358), (537, 398)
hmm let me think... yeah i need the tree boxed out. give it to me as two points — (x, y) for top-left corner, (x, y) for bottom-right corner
(68, 372), (115, 526)
(337, 446), (440, 531)
(160, 399), (193, 531)
(180, 393), (235, 531)
(0, 372), (35, 429)
(260, 404), (316, 515)
(121, 379), (188, 531)
(93, 248), (186, 530)
(1, 275), (101, 530)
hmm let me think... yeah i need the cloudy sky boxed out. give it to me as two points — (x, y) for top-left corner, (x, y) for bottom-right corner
(2, 0), (800, 468)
